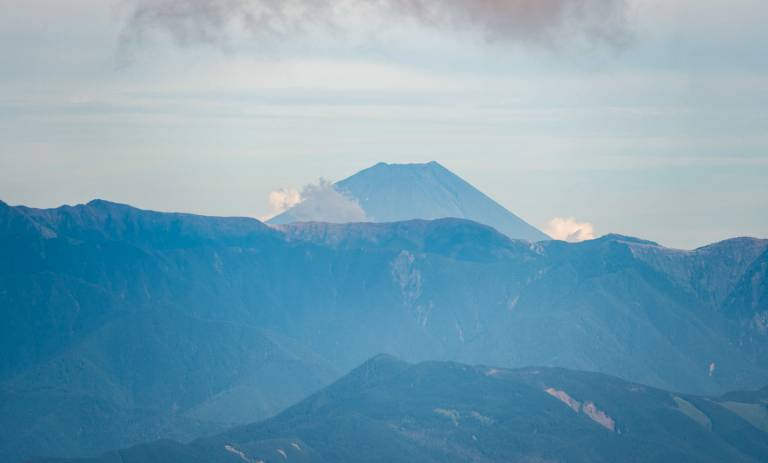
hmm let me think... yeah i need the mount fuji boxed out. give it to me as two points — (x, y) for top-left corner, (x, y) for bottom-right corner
(268, 161), (550, 242)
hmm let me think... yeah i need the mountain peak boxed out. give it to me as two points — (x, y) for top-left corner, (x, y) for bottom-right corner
(595, 233), (660, 246)
(86, 198), (126, 207)
(371, 160), (441, 168)
(358, 353), (408, 369)
(695, 236), (768, 253)
(270, 162), (550, 241)
(331, 354), (411, 392)
(363, 161), (448, 177)
(84, 199), (140, 213)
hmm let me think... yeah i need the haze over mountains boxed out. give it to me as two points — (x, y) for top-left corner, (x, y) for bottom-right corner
(36, 356), (768, 463)
(268, 162), (550, 242)
(1, 193), (768, 462)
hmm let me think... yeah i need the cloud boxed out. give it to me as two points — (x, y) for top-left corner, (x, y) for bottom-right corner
(389, 0), (629, 46)
(268, 187), (302, 216)
(119, 0), (629, 61)
(267, 178), (367, 223)
(545, 217), (596, 242)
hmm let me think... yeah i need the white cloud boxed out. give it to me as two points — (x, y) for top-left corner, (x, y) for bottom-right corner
(266, 179), (367, 223)
(267, 187), (301, 216)
(545, 217), (596, 242)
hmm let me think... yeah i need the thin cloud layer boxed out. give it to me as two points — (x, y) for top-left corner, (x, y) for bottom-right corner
(119, 0), (629, 60)
(545, 217), (596, 242)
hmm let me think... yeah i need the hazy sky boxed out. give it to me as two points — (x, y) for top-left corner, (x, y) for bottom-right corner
(1, 0), (767, 249)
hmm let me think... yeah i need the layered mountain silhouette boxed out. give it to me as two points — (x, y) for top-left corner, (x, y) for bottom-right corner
(268, 161), (550, 241)
(1, 199), (768, 462)
(35, 356), (768, 463)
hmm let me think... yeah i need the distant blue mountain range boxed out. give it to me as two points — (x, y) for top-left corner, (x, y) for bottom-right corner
(1, 197), (767, 462)
(35, 356), (768, 463)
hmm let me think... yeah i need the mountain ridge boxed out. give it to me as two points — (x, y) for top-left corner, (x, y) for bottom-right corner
(32, 356), (768, 463)
(3, 200), (768, 462)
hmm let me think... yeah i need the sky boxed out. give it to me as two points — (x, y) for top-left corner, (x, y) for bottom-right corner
(0, 0), (766, 249)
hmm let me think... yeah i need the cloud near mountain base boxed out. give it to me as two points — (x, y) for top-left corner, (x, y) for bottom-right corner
(267, 179), (368, 223)
(545, 217), (596, 242)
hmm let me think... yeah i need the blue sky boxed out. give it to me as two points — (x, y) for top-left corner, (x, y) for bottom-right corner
(1, 0), (766, 248)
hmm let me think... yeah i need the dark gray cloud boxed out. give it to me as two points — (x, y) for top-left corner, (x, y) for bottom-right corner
(119, 0), (629, 60)
(121, 0), (330, 47)
(388, 0), (629, 45)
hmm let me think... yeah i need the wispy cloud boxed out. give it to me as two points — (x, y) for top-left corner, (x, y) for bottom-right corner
(545, 217), (596, 242)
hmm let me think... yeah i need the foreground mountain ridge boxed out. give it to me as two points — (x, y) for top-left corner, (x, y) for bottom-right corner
(34, 356), (768, 463)
(268, 161), (551, 241)
(1, 198), (768, 462)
